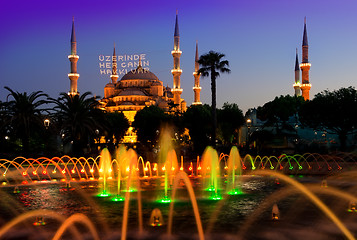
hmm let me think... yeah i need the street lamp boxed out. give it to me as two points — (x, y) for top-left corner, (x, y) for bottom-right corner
(246, 119), (252, 148)
(44, 119), (50, 129)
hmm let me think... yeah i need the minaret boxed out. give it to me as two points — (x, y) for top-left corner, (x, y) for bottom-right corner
(68, 17), (80, 95)
(171, 11), (183, 109)
(104, 44), (117, 98)
(110, 44), (119, 84)
(300, 17), (311, 100)
(293, 48), (301, 97)
(192, 41), (202, 105)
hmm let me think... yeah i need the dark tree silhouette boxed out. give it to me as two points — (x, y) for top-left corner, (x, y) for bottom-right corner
(4, 86), (48, 153)
(183, 104), (212, 153)
(132, 105), (166, 144)
(257, 95), (304, 132)
(51, 92), (105, 155)
(217, 103), (245, 145)
(299, 87), (357, 150)
(104, 112), (129, 147)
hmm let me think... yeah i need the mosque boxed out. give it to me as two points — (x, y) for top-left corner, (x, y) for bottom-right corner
(67, 14), (202, 142)
(67, 14), (311, 144)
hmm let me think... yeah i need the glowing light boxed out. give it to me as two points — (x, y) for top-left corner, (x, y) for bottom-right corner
(206, 186), (215, 192)
(171, 50), (182, 54)
(71, 169), (75, 174)
(227, 189), (244, 195)
(180, 167), (183, 171)
(299, 62), (311, 67)
(197, 166), (201, 170)
(109, 168), (112, 173)
(144, 167), (148, 172)
(80, 169), (85, 173)
(159, 195), (171, 203)
(162, 166), (166, 171)
(224, 166), (228, 170)
(67, 55), (79, 59)
(136, 168), (139, 171)
(301, 83), (312, 88)
(42, 170), (47, 175)
(112, 196), (125, 202)
(171, 167), (175, 171)
(171, 69), (183, 73)
(67, 73), (80, 77)
(126, 167), (130, 172)
(52, 170), (57, 174)
(97, 191), (110, 197)
(2, 173), (5, 177)
(209, 193), (222, 200)
(61, 170), (66, 174)
(189, 166), (193, 171)
(171, 88), (183, 92)
(99, 169), (103, 173)
(32, 171), (37, 175)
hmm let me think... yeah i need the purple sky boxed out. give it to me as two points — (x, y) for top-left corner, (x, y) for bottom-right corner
(1, 0), (357, 113)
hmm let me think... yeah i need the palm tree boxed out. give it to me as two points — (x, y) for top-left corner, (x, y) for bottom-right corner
(51, 92), (105, 155)
(198, 51), (231, 146)
(4, 86), (49, 153)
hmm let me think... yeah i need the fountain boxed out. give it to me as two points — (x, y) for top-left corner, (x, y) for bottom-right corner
(226, 146), (243, 195)
(0, 132), (357, 239)
(201, 146), (222, 200)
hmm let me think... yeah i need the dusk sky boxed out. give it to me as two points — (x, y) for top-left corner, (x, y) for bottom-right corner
(1, 0), (357, 113)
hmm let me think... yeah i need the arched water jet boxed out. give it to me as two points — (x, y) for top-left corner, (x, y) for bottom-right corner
(0, 209), (82, 240)
(167, 171), (204, 240)
(51, 213), (100, 240)
(237, 183), (357, 239)
(243, 170), (356, 240)
(121, 149), (143, 240)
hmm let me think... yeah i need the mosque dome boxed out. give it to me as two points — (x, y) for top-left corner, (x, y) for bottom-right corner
(121, 66), (159, 81)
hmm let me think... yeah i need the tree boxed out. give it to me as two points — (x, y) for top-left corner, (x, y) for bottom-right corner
(183, 104), (212, 153)
(257, 95), (304, 132)
(299, 87), (357, 150)
(198, 51), (231, 147)
(217, 103), (245, 145)
(132, 105), (166, 144)
(51, 92), (105, 155)
(104, 112), (129, 147)
(4, 86), (49, 153)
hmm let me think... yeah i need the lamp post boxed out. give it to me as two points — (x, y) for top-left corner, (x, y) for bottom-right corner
(246, 119), (252, 149)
